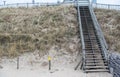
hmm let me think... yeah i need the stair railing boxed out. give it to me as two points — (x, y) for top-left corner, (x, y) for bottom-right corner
(76, 0), (86, 71)
(88, 5), (108, 61)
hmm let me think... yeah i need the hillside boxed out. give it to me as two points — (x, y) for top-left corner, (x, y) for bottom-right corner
(0, 6), (120, 58)
(0, 5), (114, 77)
(94, 8), (120, 52)
(0, 6), (79, 58)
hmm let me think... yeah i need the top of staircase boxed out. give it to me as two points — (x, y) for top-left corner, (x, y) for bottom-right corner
(63, 0), (90, 6)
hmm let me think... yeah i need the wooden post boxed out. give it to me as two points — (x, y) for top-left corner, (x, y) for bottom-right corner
(17, 57), (19, 69)
(49, 60), (51, 70)
(108, 4), (110, 9)
(48, 56), (51, 70)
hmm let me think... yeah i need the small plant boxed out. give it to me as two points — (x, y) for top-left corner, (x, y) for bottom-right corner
(33, 20), (38, 25)
(8, 43), (17, 57)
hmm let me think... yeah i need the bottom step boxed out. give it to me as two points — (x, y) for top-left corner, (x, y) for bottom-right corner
(85, 69), (109, 72)
(85, 66), (108, 69)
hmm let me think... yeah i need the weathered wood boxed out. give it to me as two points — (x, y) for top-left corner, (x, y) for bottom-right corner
(17, 57), (19, 69)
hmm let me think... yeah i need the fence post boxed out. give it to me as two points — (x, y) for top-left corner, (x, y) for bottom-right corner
(17, 3), (19, 7)
(108, 4), (110, 9)
(27, 3), (28, 8)
(96, 3), (98, 9)
(17, 57), (19, 69)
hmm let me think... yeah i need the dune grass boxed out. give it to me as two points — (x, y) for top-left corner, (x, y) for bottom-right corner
(0, 6), (120, 58)
(94, 8), (120, 52)
(0, 5), (79, 58)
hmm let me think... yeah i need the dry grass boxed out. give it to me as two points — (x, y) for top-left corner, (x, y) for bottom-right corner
(1, 6), (119, 58)
(0, 6), (79, 58)
(94, 8), (120, 52)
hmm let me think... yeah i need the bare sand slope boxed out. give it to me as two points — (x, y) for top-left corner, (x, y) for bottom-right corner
(0, 46), (112, 77)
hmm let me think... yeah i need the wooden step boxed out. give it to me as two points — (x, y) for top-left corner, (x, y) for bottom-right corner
(85, 45), (102, 47)
(85, 55), (104, 58)
(83, 34), (95, 35)
(86, 58), (105, 60)
(85, 54), (102, 56)
(85, 52), (102, 55)
(85, 45), (101, 47)
(85, 49), (101, 51)
(85, 48), (100, 51)
(85, 57), (103, 59)
(84, 41), (99, 42)
(85, 52), (101, 54)
(85, 66), (108, 69)
(85, 53), (101, 55)
(85, 69), (109, 72)
(86, 49), (101, 51)
(85, 63), (108, 66)
(85, 38), (97, 40)
(85, 48), (101, 50)
(83, 29), (95, 33)
(85, 42), (100, 44)
(85, 60), (107, 63)
(84, 40), (97, 42)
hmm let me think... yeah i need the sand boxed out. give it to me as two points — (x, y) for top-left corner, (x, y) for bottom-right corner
(0, 47), (112, 77)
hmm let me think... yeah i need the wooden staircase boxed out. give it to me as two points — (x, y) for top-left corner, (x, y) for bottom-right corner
(79, 6), (109, 72)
